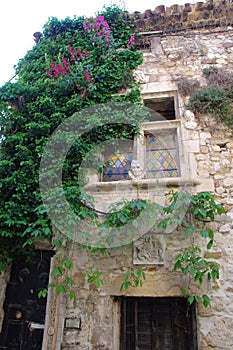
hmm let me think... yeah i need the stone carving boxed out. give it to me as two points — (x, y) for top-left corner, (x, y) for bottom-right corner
(133, 69), (149, 83)
(128, 160), (145, 180)
(139, 130), (144, 144)
(133, 234), (164, 265)
(183, 109), (197, 130)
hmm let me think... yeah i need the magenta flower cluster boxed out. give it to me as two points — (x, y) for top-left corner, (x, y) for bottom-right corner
(127, 35), (135, 48)
(46, 45), (91, 82)
(46, 58), (71, 79)
(67, 45), (89, 61)
(83, 15), (111, 43)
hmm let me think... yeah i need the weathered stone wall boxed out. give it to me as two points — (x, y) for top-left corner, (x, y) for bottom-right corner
(58, 28), (233, 350)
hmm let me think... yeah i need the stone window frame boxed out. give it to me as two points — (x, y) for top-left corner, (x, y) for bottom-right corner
(85, 89), (195, 190)
(98, 90), (187, 183)
(137, 90), (187, 180)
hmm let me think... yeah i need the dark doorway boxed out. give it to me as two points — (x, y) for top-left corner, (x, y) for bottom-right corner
(120, 297), (197, 350)
(0, 250), (53, 350)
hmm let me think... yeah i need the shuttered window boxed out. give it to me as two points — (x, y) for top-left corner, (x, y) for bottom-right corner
(120, 297), (197, 350)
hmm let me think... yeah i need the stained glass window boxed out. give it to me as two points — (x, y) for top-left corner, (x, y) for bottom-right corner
(145, 130), (179, 179)
(101, 145), (133, 182)
(101, 130), (179, 181)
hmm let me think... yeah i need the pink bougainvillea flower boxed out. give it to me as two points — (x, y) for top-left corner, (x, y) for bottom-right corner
(83, 22), (89, 31)
(84, 70), (91, 82)
(96, 16), (105, 26)
(76, 49), (82, 59)
(128, 35), (135, 47)
(68, 45), (73, 53)
(46, 68), (52, 78)
(84, 50), (89, 57)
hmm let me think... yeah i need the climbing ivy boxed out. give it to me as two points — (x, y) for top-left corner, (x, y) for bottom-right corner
(0, 5), (142, 267)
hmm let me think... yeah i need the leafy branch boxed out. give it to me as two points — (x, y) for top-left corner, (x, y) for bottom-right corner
(82, 267), (104, 288)
(120, 269), (146, 291)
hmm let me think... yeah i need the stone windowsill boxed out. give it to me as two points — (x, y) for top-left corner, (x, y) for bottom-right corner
(84, 177), (200, 191)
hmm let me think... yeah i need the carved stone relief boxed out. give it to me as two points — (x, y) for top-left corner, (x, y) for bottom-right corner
(133, 233), (164, 265)
(183, 109), (197, 130)
(133, 70), (149, 84)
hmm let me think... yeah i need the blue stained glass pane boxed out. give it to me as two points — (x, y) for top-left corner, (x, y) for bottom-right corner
(158, 156), (165, 165)
(115, 159), (122, 168)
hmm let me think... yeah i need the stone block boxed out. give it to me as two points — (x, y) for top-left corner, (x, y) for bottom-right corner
(200, 132), (212, 139)
(133, 233), (164, 265)
(204, 317), (233, 349)
(195, 178), (214, 192)
(223, 177), (233, 188)
(219, 224), (232, 233)
(65, 317), (81, 329)
(183, 139), (200, 153)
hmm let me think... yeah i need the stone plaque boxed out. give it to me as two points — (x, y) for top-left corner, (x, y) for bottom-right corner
(133, 233), (164, 265)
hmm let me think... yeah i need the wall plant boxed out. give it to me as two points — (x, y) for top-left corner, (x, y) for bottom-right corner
(188, 67), (233, 127)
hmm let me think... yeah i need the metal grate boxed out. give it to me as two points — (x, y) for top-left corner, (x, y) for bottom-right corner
(120, 297), (197, 350)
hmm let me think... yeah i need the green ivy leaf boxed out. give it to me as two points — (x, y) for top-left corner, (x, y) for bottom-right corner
(188, 295), (194, 305)
(202, 294), (210, 308)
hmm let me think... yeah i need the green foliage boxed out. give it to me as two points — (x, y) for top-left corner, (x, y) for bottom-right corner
(101, 199), (147, 228)
(43, 16), (86, 39)
(188, 67), (233, 127)
(188, 87), (232, 124)
(48, 254), (76, 301)
(184, 293), (210, 308)
(83, 267), (104, 288)
(38, 288), (48, 298)
(97, 4), (137, 48)
(191, 191), (225, 220)
(164, 190), (225, 307)
(174, 245), (219, 287)
(202, 66), (219, 79)
(0, 5), (143, 269)
(120, 268), (146, 291)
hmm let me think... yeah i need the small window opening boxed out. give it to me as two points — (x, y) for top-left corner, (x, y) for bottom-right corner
(144, 97), (176, 121)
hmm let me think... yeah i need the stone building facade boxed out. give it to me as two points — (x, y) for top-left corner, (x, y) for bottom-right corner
(1, 0), (233, 349)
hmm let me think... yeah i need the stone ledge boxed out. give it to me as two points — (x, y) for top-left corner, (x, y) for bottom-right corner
(84, 177), (200, 191)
